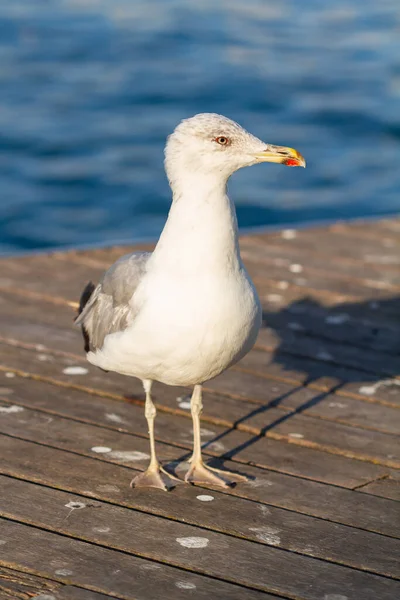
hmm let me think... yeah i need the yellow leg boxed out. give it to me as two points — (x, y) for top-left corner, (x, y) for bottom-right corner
(185, 385), (248, 487)
(130, 380), (179, 491)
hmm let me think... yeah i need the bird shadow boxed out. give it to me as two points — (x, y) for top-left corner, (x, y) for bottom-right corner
(169, 294), (400, 478)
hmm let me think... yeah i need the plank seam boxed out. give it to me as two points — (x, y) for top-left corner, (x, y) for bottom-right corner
(352, 474), (390, 492)
(3, 395), (397, 511)
(2, 426), (400, 537)
(1, 481), (399, 581)
(1, 365), (398, 469)
(0, 516), (313, 597)
(3, 446), (399, 540)
(0, 561), (170, 600)
(54, 242), (400, 290)
(2, 334), (399, 412)
(242, 237), (400, 272)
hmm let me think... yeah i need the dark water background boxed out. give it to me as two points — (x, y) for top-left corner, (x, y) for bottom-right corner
(0, 0), (399, 255)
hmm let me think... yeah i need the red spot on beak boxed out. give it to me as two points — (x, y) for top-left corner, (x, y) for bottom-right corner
(285, 158), (300, 167)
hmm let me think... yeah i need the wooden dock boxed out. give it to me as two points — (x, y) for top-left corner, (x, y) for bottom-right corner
(0, 218), (399, 600)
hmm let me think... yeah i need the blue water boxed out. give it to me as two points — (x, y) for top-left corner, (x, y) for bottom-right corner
(0, 0), (399, 254)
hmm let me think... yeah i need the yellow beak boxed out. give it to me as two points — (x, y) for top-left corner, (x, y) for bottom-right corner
(254, 145), (306, 168)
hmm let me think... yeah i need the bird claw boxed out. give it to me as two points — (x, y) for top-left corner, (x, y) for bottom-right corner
(130, 464), (179, 491)
(185, 459), (247, 487)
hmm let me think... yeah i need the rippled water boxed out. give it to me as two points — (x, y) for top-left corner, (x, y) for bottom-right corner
(0, 0), (399, 254)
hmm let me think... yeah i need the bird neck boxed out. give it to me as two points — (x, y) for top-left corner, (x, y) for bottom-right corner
(150, 171), (241, 273)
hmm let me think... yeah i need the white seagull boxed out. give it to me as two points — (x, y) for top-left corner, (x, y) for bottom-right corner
(76, 113), (305, 490)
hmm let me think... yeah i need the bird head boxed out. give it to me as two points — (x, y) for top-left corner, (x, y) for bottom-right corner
(165, 113), (305, 184)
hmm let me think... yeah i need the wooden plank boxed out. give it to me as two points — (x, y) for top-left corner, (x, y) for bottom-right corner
(274, 387), (400, 434)
(0, 565), (63, 600)
(0, 520), (274, 600)
(338, 379), (400, 407)
(258, 282), (400, 321)
(1, 400), (399, 574)
(1, 316), (399, 422)
(249, 223), (400, 262)
(0, 566), (114, 600)
(256, 327), (400, 378)
(56, 588), (128, 600)
(56, 243), (400, 298)
(4, 251), (400, 332)
(0, 353), (394, 488)
(234, 406), (399, 467)
(57, 589), (125, 600)
(1, 418), (399, 540)
(217, 425), (398, 483)
(2, 277), (399, 393)
(328, 220), (400, 242)
(2, 285), (399, 410)
(2, 242), (400, 316)
(240, 238), (400, 284)
(1, 511), (398, 600)
(0, 255), (97, 302)
(371, 218), (400, 235)
(258, 300), (400, 354)
(1, 217), (399, 600)
(0, 378), (395, 532)
(2, 476), (399, 581)
(240, 349), (400, 408)
(359, 477), (400, 502)
(207, 369), (400, 434)
(1, 331), (398, 463)
(244, 247), (400, 293)
(2, 267), (400, 387)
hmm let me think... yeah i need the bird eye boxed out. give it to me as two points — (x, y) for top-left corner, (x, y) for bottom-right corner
(215, 136), (230, 146)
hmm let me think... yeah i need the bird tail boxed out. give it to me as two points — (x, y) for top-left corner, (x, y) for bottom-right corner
(74, 281), (96, 353)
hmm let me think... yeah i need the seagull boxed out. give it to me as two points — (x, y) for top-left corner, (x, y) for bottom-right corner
(75, 113), (305, 491)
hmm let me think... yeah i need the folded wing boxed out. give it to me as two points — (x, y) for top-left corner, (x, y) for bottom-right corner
(75, 251), (150, 353)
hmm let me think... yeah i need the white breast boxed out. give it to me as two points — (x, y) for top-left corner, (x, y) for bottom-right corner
(87, 169), (262, 385)
(90, 266), (261, 386)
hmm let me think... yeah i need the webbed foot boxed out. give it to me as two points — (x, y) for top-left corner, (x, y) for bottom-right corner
(130, 464), (180, 491)
(185, 459), (248, 487)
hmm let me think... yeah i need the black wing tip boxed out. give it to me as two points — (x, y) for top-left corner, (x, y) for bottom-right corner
(75, 281), (96, 353)
(74, 280), (96, 324)
(78, 281), (96, 316)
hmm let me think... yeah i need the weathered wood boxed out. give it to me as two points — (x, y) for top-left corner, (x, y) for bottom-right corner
(2, 279), (399, 402)
(249, 221), (400, 263)
(249, 260), (400, 300)
(0, 377), (395, 526)
(1, 428), (399, 540)
(0, 568), (171, 600)
(239, 349), (400, 407)
(0, 249), (381, 303)
(56, 233), (400, 295)
(1, 339), (398, 473)
(0, 520), (275, 600)
(338, 379), (400, 407)
(237, 407), (399, 467)
(359, 477), (400, 502)
(1, 217), (400, 599)
(0, 355), (395, 487)
(258, 299), (400, 354)
(3, 238), (400, 313)
(258, 282), (400, 321)
(240, 238), (400, 284)
(207, 369), (400, 433)
(278, 388), (400, 433)
(2, 288), (399, 412)
(256, 326), (400, 378)
(2, 476), (400, 581)
(56, 588), (126, 600)
(0, 566), (63, 600)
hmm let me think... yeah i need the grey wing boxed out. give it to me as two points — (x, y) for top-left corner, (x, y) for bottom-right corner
(75, 251), (150, 353)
